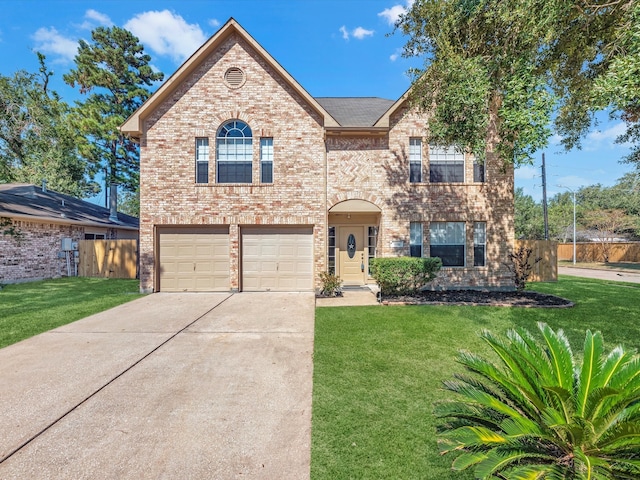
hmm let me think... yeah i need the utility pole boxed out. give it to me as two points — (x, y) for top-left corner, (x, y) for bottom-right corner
(541, 153), (549, 240)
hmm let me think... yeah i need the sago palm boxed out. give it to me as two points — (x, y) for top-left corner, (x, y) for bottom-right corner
(436, 322), (640, 479)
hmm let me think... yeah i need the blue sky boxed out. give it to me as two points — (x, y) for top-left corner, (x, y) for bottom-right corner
(1, 0), (634, 204)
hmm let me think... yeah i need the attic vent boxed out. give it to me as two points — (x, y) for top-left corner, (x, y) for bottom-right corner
(224, 67), (245, 89)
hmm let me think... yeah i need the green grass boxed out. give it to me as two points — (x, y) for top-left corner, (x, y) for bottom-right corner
(0, 277), (143, 349)
(311, 276), (640, 479)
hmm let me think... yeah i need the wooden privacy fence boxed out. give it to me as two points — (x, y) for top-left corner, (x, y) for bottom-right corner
(78, 239), (138, 279)
(558, 242), (640, 263)
(515, 240), (558, 282)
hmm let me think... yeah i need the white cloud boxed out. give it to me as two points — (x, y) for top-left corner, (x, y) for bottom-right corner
(515, 165), (538, 181)
(378, 0), (415, 26)
(339, 26), (374, 41)
(390, 48), (402, 61)
(352, 26), (374, 39)
(85, 9), (113, 27)
(585, 122), (629, 150)
(556, 175), (591, 190)
(31, 27), (78, 62)
(208, 18), (220, 28)
(124, 10), (207, 63)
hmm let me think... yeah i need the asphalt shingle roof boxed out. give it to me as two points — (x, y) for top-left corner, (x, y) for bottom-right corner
(0, 183), (138, 229)
(315, 97), (395, 127)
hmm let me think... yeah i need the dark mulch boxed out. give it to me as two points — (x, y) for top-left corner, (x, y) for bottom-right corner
(382, 290), (573, 308)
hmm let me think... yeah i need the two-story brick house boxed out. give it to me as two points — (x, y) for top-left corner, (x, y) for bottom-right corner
(121, 18), (514, 293)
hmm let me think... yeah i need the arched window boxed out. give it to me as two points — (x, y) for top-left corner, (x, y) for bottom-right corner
(216, 120), (253, 183)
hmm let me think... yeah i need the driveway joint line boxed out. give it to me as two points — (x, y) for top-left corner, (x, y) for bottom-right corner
(0, 293), (234, 465)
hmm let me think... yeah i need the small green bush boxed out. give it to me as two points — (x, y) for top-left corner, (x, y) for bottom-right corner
(370, 257), (442, 296)
(318, 271), (343, 297)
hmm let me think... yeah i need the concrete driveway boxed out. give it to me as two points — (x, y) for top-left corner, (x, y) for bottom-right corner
(0, 292), (315, 479)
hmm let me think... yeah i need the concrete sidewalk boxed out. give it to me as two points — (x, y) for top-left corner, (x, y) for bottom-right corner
(559, 266), (640, 284)
(0, 292), (315, 479)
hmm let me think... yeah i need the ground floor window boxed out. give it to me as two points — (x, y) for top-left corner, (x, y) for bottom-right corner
(328, 226), (336, 274)
(84, 233), (106, 240)
(474, 222), (486, 266)
(430, 222), (465, 266)
(410, 222), (423, 257)
(368, 226), (378, 275)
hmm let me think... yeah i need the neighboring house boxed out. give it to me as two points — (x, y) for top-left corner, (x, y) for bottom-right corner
(0, 183), (138, 283)
(121, 18), (514, 293)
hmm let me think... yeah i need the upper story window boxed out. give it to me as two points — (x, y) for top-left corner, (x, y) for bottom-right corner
(260, 137), (273, 184)
(473, 160), (485, 183)
(216, 120), (252, 183)
(409, 138), (422, 183)
(429, 146), (465, 183)
(195, 138), (209, 184)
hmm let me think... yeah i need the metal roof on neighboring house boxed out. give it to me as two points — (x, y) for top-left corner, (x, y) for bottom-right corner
(0, 183), (139, 229)
(314, 97), (396, 127)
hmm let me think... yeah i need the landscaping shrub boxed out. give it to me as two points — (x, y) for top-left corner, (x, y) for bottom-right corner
(370, 257), (441, 296)
(504, 244), (541, 292)
(318, 271), (342, 297)
(437, 323), (640, 479)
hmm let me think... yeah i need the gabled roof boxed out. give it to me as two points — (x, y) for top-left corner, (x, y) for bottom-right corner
(121, 18), (340, 137)
(315, 97), (396, 127)
(0, 183), (138, 230)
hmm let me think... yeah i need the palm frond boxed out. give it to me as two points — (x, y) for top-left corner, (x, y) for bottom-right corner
(597, 422), (640, 451)
(577, 330), (604, 417)
(451, 451), (486, 471)
(538, 322), (575, 390)
(474, 449), (534, 478)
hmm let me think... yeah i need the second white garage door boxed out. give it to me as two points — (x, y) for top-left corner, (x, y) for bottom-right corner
(242, 227), (313, 291)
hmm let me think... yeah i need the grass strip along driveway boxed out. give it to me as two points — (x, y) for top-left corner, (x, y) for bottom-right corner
(311, 276), (640, 479)
(0, 278), (142, 349)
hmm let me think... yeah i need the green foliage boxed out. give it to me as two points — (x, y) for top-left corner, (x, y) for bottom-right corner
(515, 188), (544, 239)
(118, 188), (140, 217)
(312, 277), (640, 479)
(64, 26), (163, 197)
(0, 53), (96, 197)
(436, 323), (640, 479)
(370, 256), (441, 296)
(318, 271), (343, 297)
(396, 0), (635, 166)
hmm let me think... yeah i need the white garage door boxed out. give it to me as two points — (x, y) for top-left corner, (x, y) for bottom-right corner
(159, 227), (230, 292)
(242, 227), (313, 291)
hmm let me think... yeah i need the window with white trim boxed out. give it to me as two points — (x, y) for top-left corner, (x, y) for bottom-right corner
(195, 138), (209, 183)
(260, 137), (273, 183)
(216, 120), (252, 183)
(430, 222), (465, 266)
(410, 222), (423, 257)
(409, 138), (422, 183)
(474, 222), (486, 267)
(429, 146), (465, 183)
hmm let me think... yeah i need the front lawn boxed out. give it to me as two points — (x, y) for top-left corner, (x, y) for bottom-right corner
(0, 277), (142, 349)
(311, 276), (640, 479)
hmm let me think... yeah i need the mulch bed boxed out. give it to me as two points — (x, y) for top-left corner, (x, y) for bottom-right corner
(381, 290), (573, 308)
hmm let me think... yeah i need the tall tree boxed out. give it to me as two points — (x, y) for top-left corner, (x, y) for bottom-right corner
(514, 188), (544, 239)
(0, 54), (94, 197)
(64, 26), (163, 218)
(395, 0), (635, 166)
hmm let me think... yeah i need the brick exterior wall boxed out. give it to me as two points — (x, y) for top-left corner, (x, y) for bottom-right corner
(138, 31), (515, 292)
(326, 105), (515, 289)
(139, 34), (327, 292)
(0, 220), (83, 283)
